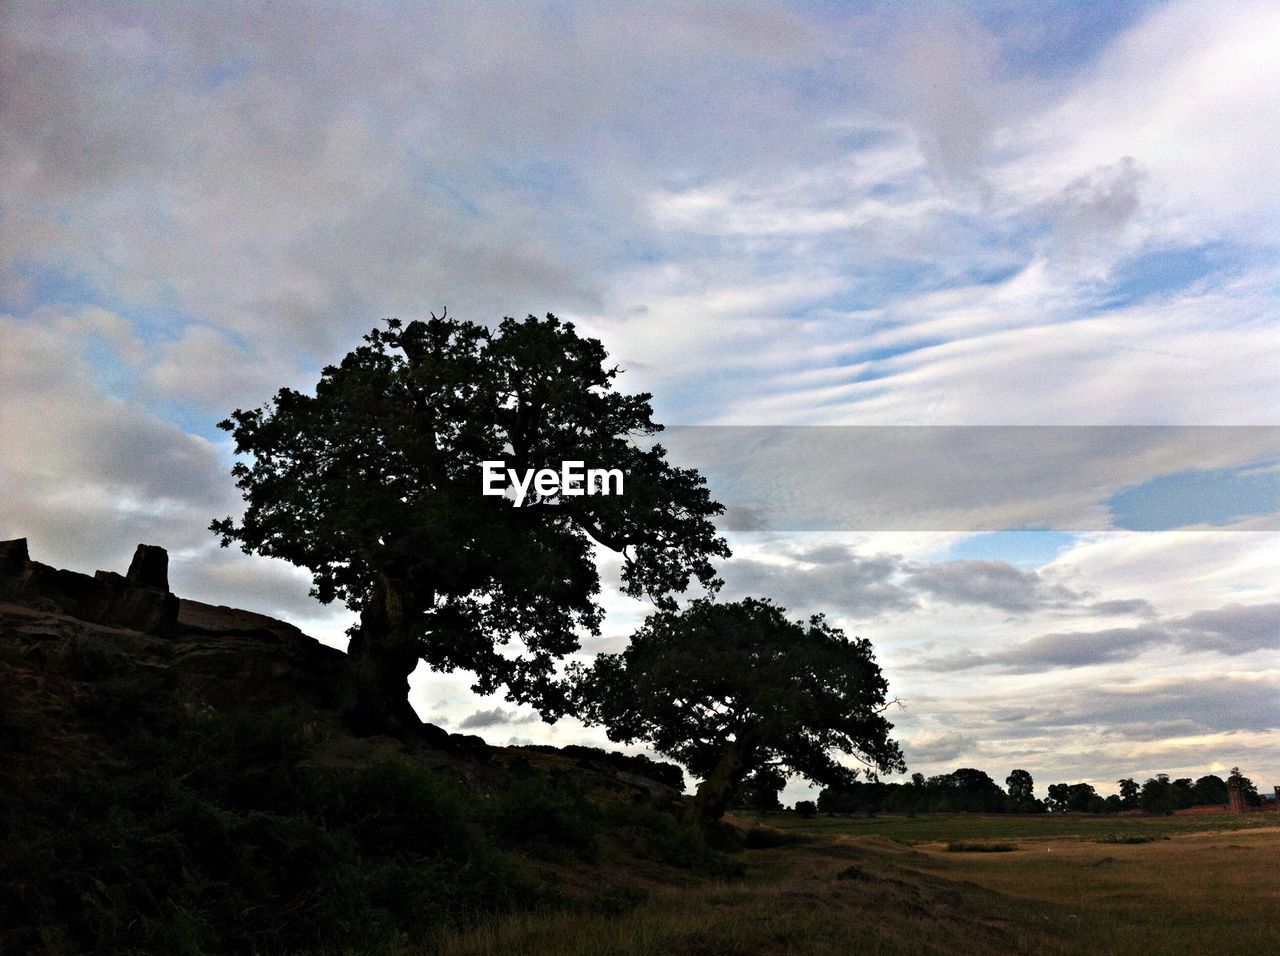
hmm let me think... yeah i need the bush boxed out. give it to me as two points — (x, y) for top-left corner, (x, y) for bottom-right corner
(945, 842), (1017, 853)
(1, 706), (528, 954)
(742, 826), (802, 849)
(608, 799), (744, 878)
(490, 771), (600, 860)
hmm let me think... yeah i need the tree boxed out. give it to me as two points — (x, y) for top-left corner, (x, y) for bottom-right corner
(1117, 777), (1139, 809)
(1046, 783), (1070, 813)
(574, 597), (906, 828)
(1066, 782), (1099, 813)
(213, 314), (729, 731)
(729, 768), (787, 813)
(1192, 774), (1228, 806)
(1046, 781), (1099, 813)
(1139, 774), (1175, 815)
(927, 768), (1008, 813)
(1227, 767), (1259, 806)
(1171, 777), (1195, 810)
(1006, 769), (1036, 812)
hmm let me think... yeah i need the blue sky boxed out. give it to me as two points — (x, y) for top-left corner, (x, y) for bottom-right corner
(1, 0), (1277, 798)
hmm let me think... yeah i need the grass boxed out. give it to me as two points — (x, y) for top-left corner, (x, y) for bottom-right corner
(749, 809), (1276, 843)
(425, 812), (1280, 955)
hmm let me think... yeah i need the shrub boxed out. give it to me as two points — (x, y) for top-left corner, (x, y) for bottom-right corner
(490, 771), (600, 860)
(607, 799), (744, 878)
(945, 842), (1017, 853)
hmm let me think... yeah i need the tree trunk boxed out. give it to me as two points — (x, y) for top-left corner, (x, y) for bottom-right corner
(688, 734), (756, 829)
(344, 571), (423, 736)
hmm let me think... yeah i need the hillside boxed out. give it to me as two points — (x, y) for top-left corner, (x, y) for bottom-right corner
(0, 540), (728, 954)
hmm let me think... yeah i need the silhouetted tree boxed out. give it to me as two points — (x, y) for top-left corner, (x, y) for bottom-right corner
(926, 768), (1008, 813)
(794, 800), (817, 818)
(1227, 767), (1259, 806)
(1140, 774), (1175, 815)
(1045, 783), (1070, 813)
(574, 598), (905, 828)
(1171, 777), (1196, 810)
(213, 314), (728, 732)
(1066, 782), (1100, 813)
(1192, 774), (1228, 806)
(729, 768), (787, 813)
(1006, 769), (1037, 812)
(1046, 781), (1099, 813)
(1117, 777), (1139, 809)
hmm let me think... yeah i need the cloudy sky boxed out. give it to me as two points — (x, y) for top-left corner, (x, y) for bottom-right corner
(2, 0), (1277, 802)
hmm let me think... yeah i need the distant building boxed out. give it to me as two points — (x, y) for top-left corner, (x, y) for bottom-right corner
(1226, 780), (1279, 813)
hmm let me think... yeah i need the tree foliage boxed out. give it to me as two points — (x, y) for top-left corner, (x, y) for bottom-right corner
(1047, 782), (1102, 813)
(1005, 769), (1037, 812)
(729, 768), (787, 813)
(1117, 777), (1139, 808)
(1227, 766), (1260, 806)
(574, 597), (905, 826)
(212, 314), (728, 726)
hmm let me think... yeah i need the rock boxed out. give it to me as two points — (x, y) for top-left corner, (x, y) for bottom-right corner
(0, 539), (177, 636)
(126, 544), (170, 591)
(0, 538), (29, 574)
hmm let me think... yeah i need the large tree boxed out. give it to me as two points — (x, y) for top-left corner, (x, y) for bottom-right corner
(574, 597), (905, 828)
(213, 313), (729, 732)
(1005, 769), (1037, 812)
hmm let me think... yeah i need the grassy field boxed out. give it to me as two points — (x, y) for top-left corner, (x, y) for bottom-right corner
(426, 812), (1280, 955)
(757, 808), (1278, 843)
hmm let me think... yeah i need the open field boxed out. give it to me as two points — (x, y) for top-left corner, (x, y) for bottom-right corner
(757, 808), (1280, 843)
(428, 813), (1280, 955)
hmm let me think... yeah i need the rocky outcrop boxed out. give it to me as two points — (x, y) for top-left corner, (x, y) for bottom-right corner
(0, 538), (179, 636)
(0, 539), (353, 733)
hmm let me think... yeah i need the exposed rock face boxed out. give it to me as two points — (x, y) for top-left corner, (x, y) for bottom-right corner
(0, 537), (29, 574)
(0, 539), (351, 727)
(0, 539), (178, 636)
(126, 544), (170, 590)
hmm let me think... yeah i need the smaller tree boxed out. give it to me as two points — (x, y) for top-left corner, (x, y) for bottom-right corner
(1006, 769), (1036, 812)
(1171, 778), (1196, 810)
(1065, 782), (1100, 813)
(729, 768), (787, 813)
(1139, 774), (1175, 815)
(930, 768), (1008, 813)
(1117, 777), (1139, 809)
(1192, 774), (1228, 806)
(574, 598), (905, 828)
(1227, 767), (1260, 806)
(1046, 783), (1070, 813)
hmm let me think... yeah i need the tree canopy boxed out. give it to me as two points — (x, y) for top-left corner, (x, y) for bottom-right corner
(212, 313), (729, 730)
(1005, 769), (1037, 812)
(574, 597), (905, 826)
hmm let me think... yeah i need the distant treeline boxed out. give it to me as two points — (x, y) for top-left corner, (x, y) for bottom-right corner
(730, 767), (1262, 815)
